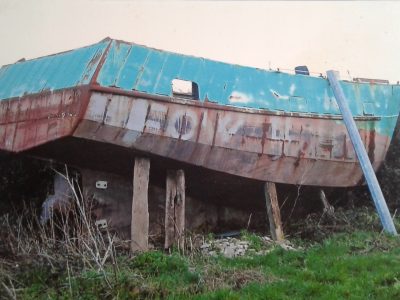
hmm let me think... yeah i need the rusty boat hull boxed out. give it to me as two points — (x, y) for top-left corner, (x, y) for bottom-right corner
(0, 39), (399, 187)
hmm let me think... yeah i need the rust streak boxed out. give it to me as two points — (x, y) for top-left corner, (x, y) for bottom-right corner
(122, 98), (135, 128)
(90, 41), (113, 85)
(196, 111), (204, 143)
(71, 86), (91, 134)
(368, 130), (376, 164)
(163, 107), (170, 132)
(4, 100), (11, 124)
(178, 113), (187, 140)
(11, 100), (22, 151)
(133, 51), (151, 90)
(260, 120), (269, 156)
(101, 98), (112, 124)
(212, 112), (219, 147)
(142, 103), (152, 134)
(113, 46), (133, 87)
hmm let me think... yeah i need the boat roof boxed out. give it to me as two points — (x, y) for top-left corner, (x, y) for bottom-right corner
(0, 38), (399, 121)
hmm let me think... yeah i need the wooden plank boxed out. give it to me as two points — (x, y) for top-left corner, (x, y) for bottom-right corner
(264, 182), (284, 242)
(165, 170), (177, 249)
(175, 170), (185, 250)
(164, 169), (185, 250)
(130, 157), (150, 253)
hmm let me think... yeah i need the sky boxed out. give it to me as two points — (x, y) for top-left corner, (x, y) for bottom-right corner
(0, 0), (399, 82)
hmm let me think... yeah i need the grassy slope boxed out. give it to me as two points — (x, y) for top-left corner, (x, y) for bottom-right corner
(10, 231), (400, 300)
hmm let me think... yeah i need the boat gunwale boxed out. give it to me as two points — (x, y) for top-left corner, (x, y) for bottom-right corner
(90, 85), (384, 121)
(0, 84), (389, 124)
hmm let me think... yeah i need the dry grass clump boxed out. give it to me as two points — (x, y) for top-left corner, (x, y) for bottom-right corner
(200, 264), (271, 291)
(0, 169), (120, 298)
(288, 205), (400, 242)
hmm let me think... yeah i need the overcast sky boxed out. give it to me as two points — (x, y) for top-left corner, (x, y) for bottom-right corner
(0, 1), (399, 82)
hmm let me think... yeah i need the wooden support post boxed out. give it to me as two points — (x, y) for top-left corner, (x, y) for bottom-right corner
(175, 170), (185, 250)
(165, 170), (185, 250)
(165, 170), (176, 250)
(131, 157), (150, 253)
(264, 182), (284, 242)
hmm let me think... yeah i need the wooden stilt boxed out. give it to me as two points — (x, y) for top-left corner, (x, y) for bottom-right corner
(165, 170), (177, 250)
(264, 182), (284, 242)
(165, 170), (185, 250)
(175, 170), (185, 250)
(131, 157), (150, 253)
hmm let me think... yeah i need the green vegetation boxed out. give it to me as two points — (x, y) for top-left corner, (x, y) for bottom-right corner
(1, 154), (400, 299)
(2, 230), (400, 299)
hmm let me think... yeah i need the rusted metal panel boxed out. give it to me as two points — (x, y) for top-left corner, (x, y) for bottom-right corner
(354, 78), (390, 84)
(0, 38), (399, 189)
(72, 91), (391, 187)
(0, 89), (86, 152)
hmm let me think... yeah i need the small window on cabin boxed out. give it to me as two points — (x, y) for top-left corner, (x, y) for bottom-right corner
(172, 79), (199, 100)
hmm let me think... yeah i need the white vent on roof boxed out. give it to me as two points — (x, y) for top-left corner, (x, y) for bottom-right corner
(172, 79), (199, 100)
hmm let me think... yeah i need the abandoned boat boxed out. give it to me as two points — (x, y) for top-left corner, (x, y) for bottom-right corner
(0, 38), (399, 187)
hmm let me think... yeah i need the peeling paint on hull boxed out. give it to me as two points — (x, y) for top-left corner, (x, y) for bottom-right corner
(0, 88), (89, 152)
(72, 91), (389, 187)
(0, 38), (399, 188)
(0, 87), (391, 187)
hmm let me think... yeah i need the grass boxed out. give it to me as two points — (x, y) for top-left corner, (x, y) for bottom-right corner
(2, 230), (400, 299)
(1, 171), (400, 299)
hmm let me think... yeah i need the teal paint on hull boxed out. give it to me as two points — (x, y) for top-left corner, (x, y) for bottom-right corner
(0, 39), (399, 139)
(95, 40), (399, 137)
(0, 41), (109, 101)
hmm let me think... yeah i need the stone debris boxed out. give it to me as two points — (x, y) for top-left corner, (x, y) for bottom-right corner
(200, 235), (299, 258)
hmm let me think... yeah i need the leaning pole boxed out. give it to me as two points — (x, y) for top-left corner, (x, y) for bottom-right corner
(327, 70), (397, 235)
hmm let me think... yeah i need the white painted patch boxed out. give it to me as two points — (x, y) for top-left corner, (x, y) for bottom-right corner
(86, 93), (108, 121)
(270, 120), (282, 139)
(289, 84), (296, 95)
(218, 114), (244, 143)
(125, 99), (149, 131)
(104, 95), (131, 128)
(270, 89), (289, 100)
(150, 102), (168, 112)
(229, 91), (253, 104)
(201, 111), (208, 127)
(145, 120), (162, 130)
